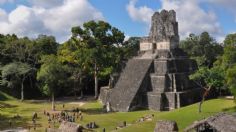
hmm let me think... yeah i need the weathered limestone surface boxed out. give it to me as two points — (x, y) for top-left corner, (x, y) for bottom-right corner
(107, 59), (153, 112)
(185, 113), (236, 132)
(140, 10), (179, 51)
(47, 121), (83, 132)
(154, 120), (178, 132)
(99, 10), (201, 112)
(149, 10), (179, 43)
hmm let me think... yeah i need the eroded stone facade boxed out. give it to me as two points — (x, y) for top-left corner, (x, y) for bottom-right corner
(140, 10), (179, 51)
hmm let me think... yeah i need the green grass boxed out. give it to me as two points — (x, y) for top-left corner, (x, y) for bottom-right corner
(0, 92), (235, 132)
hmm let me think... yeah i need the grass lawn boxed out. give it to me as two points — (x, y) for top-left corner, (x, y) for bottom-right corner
(0, 91), (235, 132)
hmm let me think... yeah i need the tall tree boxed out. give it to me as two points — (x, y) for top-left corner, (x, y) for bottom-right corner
(190, 66), (224, 112)
(226, 65), (236, 100)
(37, 55), (69, 110)
(58, 39), (89, 98)
(180, 32), (223, 67)
(1, 62), (33, 101)
(219, 33), (236, 99)
(71, 20), (125, 98)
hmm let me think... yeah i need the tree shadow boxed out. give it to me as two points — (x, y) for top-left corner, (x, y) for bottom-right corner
(80, 108), (105, 115)
(222, 106), (236, 112)
(0, 114), (32, 130)
(0, 102), (17, 109)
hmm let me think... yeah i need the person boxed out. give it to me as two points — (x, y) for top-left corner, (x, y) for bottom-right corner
(106, 102), (111, 112)
(91, 122), (95, 128)
(123, 121), (126, 127)
(9, 119), (12, 127)
(103, 128), (106, 132)
(32, 112), (37, 119)
(79, 114), (83, 121)
(62, 104), (65, 108)
(32, 119), (36, 124)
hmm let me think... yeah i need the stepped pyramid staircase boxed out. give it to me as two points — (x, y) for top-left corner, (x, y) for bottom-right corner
(108, 59), (153, 112)
(99, 49), (202, 112)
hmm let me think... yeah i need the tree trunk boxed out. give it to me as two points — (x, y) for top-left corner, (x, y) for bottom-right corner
(80, 90), (84, 99)
(198, 97), (205, 113)
(219, 87), (222, 96)
(21, 81), (24, 101)
(79, 76), (83, 99)
(199, 86), (211, 113)
(52, 93), (55, 111)
(94, 62), (98, 99)
(74, 79), (77, 99)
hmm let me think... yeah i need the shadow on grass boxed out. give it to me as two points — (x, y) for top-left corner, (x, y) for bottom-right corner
(222, 106), (236, 112)
(0, 114), (32, 130)
(0, 102), (17, 108)
(80, 108), (105, 115)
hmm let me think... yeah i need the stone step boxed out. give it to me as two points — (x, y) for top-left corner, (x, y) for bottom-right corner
(150, 73), (194, 92)
(108, 59), (153, 112)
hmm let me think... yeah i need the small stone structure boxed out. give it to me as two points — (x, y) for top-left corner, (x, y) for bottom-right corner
(99, 10), (202, 112)
(184, 113), (236, 132)
(47, 121), (83, 132)
(154, 120), (178, 132)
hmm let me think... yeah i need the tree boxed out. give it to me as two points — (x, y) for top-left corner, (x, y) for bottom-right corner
(180, 32), (223, 67)
(58, 39), (89, 98)
(71, 20), (125, 98)
(190, 66), (224, 112)
(1, 62), (33, 101)
(37, 55), (69, 110)
(226, 65), (236, 100)
(221, 33), (236, 100)
(122, 37), (140, 59)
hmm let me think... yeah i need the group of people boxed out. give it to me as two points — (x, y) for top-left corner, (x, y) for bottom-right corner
(43, 106), (84, 128)
(86, 121), (98, 129)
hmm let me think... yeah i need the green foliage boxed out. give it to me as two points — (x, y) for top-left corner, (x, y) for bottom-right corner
(214, 33), (236, 99)
(226, 65), (236, 99)
(218, 34), (236, 70)
(180, 32), (223, 67)
(37, 55), (69, 96)
(190, 66), (224, 89)
(224, 33), (236, 46)
(72, 21), (124, 74)
(1, 62), (32, 88)
(122, 37), (140, 59)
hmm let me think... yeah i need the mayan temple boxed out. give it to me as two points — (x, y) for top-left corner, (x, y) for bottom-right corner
(99, 10), (202, 112)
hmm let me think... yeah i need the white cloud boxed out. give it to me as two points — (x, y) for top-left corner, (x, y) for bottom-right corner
(29, 0), (64, 8)
(126, 0), (154, 24)
(0, 8), (7, 21)
(0, 0), (104, 42)
(126, 0), (223, 40)
(124, 35), (130, 41)
(161, 0), (222, 38)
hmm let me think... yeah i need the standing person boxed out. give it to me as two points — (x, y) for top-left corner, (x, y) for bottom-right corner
(9, 119), (12, 127)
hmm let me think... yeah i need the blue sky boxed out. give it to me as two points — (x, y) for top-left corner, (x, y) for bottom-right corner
(0, 0), (236, 43)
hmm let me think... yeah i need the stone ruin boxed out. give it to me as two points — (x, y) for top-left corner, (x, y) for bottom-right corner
(99, 10), (202, 112)
(184, 113), (236, 132)
(47, 121), (83, 132)
(154, 120), (178, 132)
